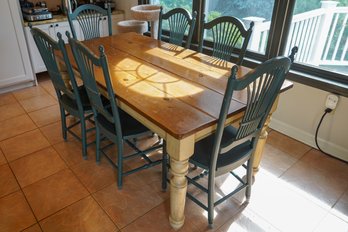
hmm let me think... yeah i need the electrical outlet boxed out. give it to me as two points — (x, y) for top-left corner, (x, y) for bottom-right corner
(325, 94), (339, 110)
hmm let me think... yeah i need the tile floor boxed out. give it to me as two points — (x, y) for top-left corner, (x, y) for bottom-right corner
(0, 73), (347, 232)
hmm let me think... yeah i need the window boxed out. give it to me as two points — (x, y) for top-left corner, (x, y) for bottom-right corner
(204, 0), (276, 54)
(139, 0), (348, 95)
(285, 0), (348, 77)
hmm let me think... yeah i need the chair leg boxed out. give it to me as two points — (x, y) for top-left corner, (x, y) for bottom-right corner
(80, 118), (87, 160)
(208, 175), (215, 225)
(117, 142), (124, 189)
(162, 141), (168, 191)
(95, 126), (101, 164)
(245, 159), (252, 202)
(60, 106), (67, 141)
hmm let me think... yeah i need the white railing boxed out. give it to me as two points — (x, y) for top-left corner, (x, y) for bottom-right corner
(245, 1), (348, 67)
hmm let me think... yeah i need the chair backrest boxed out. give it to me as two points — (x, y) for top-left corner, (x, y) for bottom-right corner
(68, 34), (123, 140)
(68, 4), (112, 40)
(158, 7), (197, 49)
(210, 55), (292, 172)
(199, 16), (254, 65)
(30, 27), (83, 111)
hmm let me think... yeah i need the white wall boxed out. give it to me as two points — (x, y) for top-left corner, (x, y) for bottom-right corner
(270, 81), (348, 161)
(115, 0), (138, 19)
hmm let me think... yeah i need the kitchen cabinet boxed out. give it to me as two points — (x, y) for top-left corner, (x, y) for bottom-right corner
(25, 13), (124, 74)
(0, 0), (35, 92)
(25, 21), (74, 73)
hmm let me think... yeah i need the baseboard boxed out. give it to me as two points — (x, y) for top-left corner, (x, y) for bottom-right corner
(0, 80), (36, 94)
(270, 118), (348, 162)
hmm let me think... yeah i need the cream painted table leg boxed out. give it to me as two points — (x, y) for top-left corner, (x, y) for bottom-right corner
(166, 135), (195, 230)
(252, 96), (279, 174)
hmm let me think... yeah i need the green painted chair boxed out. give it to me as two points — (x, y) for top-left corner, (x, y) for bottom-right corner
(68, 4), (112, 40)
(68, 33), (164, 188)
(198, 15), (254, 64)
(30, 28), (94, 159)
(158, 7), (197, 49)
(187, 55), (292, 225)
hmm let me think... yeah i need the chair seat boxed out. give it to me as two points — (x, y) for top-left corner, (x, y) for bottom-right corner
(191, 126), (252, 169)
(96, 109), (149, 137)
(61, 85), (91, 111)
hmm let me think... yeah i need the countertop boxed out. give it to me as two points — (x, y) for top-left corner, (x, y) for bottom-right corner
(23, 10), (124, 27)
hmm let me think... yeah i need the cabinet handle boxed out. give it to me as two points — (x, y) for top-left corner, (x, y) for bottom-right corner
(50, 25), (53, 28)
(55, 24), (59, 27)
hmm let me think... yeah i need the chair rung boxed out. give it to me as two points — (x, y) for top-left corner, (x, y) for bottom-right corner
(186, 192), (208, 211)
(230, 171), (246, 185)
(214, 183), (247, 207)
(187, 176), (208, 193)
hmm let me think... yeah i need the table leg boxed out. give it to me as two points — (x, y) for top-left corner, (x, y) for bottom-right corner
(166, 134), (195, 230)
(253, 96), (279, 174)
(169, 158), (189, 230)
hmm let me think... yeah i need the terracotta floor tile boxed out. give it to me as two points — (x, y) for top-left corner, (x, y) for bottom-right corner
(0, 191), (36, 232)
(28, 105), (61, 127)
(0, 129), (50, 162)
(19, 94), (57, 113)
(71, 157), (116, 193)
(10, 147), (67, 188)
(40, 196), (117, 232)
(267, 131), (311, 159)
(93, 181), (163, 229)
(332, 190), (348, 221)
(121, 200), (200, 232)
(0, 114), (37, 141)
(300, 149), (348, 179)
(0, 164), (20, 198)
(280, 160), (348, 207)
(0, 102), (26, 122)
(40, 121), (65, 145)
(0, 149), (6, 165)
(0, 93), (17, 106)
(53, 140), (85, 167)
(13, 85), (48, 101)
(260, 143), (298, 177)
(249, 171), (328, 232)
(23, 224), (43, 232)
(23, 169), (89, 220)
(314, 213), (348, 232)
(217, 208), (280, 232)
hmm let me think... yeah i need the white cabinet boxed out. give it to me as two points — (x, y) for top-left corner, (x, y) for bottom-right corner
(25, 13), (125, 74)
(24, 21), (74, 73)
(0, 0), (35, 92)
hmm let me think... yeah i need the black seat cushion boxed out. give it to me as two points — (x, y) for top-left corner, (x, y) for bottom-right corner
(61, 85), (91, 111)
(96, 108), (150, 137)
(191, 126), (252, 169)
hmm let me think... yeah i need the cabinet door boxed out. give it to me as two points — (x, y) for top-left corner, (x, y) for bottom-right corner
(51, 21), (72, 43)
(24, 25), (48, 73)
(99, 16), (109, 37)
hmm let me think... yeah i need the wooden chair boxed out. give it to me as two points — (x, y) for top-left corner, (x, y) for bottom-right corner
(158, 7), (197, 49)
(68, 34), (164, 188)
(68, 4), (112, 40)
(198, 15), (254, 64)
(187, 55), (292, 225)
(30, 28), (94, 159)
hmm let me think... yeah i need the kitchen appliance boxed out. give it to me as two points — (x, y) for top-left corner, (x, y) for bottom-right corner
(20, 0), (52, 21)
(95, 0), (116, 11)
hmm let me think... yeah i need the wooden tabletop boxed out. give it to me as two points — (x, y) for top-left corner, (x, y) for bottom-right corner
(74, 32), (292, 140)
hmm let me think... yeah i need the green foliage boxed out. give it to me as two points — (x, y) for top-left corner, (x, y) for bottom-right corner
(207, 11), (221, 22)
(159, 0), (192, 12)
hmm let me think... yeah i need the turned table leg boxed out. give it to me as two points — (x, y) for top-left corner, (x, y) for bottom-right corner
(253, 96), (279, 174)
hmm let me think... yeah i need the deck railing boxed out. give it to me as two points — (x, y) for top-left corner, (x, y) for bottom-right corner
(244, 1), (348, 67)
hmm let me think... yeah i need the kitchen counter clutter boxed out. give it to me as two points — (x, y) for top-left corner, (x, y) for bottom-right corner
(23, 10), (125, 74)
(22, 10), (125, 27)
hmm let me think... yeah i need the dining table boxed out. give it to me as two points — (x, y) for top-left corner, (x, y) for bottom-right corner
(66, 32), (293, 229)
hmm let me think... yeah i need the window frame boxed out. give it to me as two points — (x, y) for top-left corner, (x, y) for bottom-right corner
(139, 0), (348, 97)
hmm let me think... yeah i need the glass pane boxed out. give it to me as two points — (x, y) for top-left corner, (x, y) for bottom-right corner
(151, 0), (192, 12)
(205, 0), (276, 54)
(285, 0), (348, 76)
